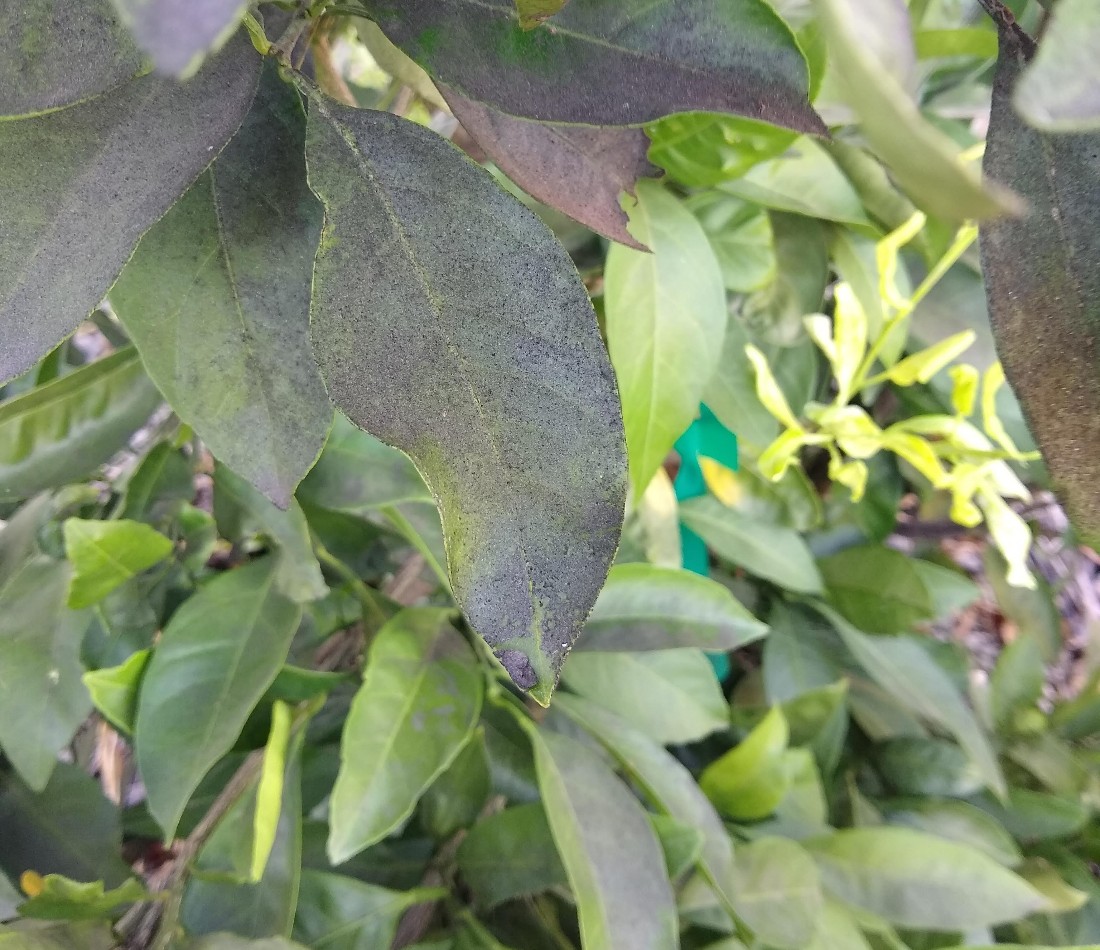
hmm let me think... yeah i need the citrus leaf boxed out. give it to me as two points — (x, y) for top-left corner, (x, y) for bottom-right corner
(443, 86), (657, 249)
(135, 557), (301, 837)
(110, 0), (249, 78)
(305, 97), (625, 702)
(1, 0), (143, 118)
(361, 0), (824, 132)
(63, 519), (173, 609)
(0, 33), (261, 385)
(515, 0), (569, 29)
(112, 64), (328, 508)
(980, 27), (1100, 547)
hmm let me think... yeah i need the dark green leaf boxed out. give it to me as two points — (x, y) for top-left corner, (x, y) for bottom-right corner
(0, 558), (91, 790)
(305, 97), (625, 701)
(361, 0), (824, 132)
(0, 0), (143, 118)
(0, 763), (130, 887)
(819, 545), (932, 632)
(806, 827), (1046, 929)
(520, 720), (679, 949)
(17, 875), (146, 921)
(0, 349), (162, 502)
(970, 787), (1088, 842)
(984, 547), (1061, 662)
(62, 518), (172, 609)
(605, 180), (727, 495)
(879, 799), (1021, 867)
(731, 837), (823, 949)
(420, 730), (491, 840)
(456, 803), (567, 908)
(117, 442), (194, 524)
(981, 27), (1100, 546)
(328, 609), (483, 863)
(681, 496), (823, 593)
(562, 648), (728, 744)
(110, 0), (249, 78)
(113, 65), (328, 507)
(82, 649), (149, 735)
(135, 557), (302, 837)
(761, 603), (846, 703)
(875, 738), (983, 798)
(578, 563), (766, 652)
(990, 635), (1045, 730)
(442, 88), (656, 248)
(292, 871), (437, 950)
(0, 34), (261, 384)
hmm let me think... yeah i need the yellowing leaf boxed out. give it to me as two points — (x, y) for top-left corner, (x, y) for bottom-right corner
(881, 430), (948, 487)
(251, 699), (292, 882)
(804, 313), (838, 366)
(829, 453), (869, 501)
(982, 362), (1021, 455)
(701, 707), (790, 820)
(833, 283), (868, 401)
(950, 364), (980, 417)
(746, 344), (802, 430)
(978, 487), (1035, 589)
(886, 331), (976, 386)
(807, 404), (882, 458)
(758, 430), (825, 481)
(877, 211), (926, 309)
(700, 457), (742, 506)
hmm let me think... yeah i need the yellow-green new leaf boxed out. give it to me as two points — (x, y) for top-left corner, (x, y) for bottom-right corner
(63, 519), (173, 609)
(885, 332), (976, 386)
(701, 707), (790, 820)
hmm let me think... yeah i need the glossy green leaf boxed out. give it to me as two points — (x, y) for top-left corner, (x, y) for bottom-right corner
(1, 0), (143, 118)
(876, 738), (983, 798)
(0, 763), (130, 887)
(443, 87), (657, 249)
(62, 518), (172, 609)
(681, 495), (823, 593)
(578, 563), (766, 652)
(981, 28), (1100, 547)
(213, 464), (327, 603)
(1015, 0), (1100, 131)
(305, 97), (625, 701)
(456, 803), (567, 908)
(112, 65), (328, 508)
(520, 720), (679, 950)
(0, 34), (261, 384)
(136, 557), (302, 837)
(556, 693), (737, 917)
(420, 730), (490, 840)
(806, 827), (1046, 929)
(815, 0), (1015, 220)
(606, 180), (728, 495)
(81, 649), (149, 735)
(687, 193), (776, 293)
(0, 558), (91, 790)
(880, 799), (1021, 867)
(361, 0), (823, 132)
(732, 837), (823, 949)
(818, 545), (932, 633)
(701, 707), (790, 821)
(110, 0), (249, 78)
(17, 875), (146, 921)
(292, 871), (438, 950)
(328, 609), (483, 863)
(0, 349), (163, 502)
(821, 607), (1004, 796)
(562, 648), (728, 744)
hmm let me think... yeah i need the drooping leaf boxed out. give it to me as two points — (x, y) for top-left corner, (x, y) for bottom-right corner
(805, 827), (1046, 930)
(578, 563), (766, 652)
(518, 718), (679, 949)
(0, 349), (162, 502)
(605, 180), (728, 495)
(1014, 0), (1100, 131)
(562, 649), (728, 744)
(443, 87), (657, 248)
(327, 609), (483, 864)
(354, 19), (446, 109)
(980, 27), (1100, 547)
(361, 0), (824, 132)
(732, 837), (823, 949)
(292, 871), (438, 950)
(305, 97), (625, 702)
(81, 649), (149, 735)
(815, 0), (1016, 220)
(556, 693), (737, 916)
(0, 33), (261, 385)
(0, 558), (91, 790)
(456, 803), (567, 908)
(0, 764), (130, 888)
(681, 495), (823, 593)
(112, 64), (328, 508)
(110, 0), (249, 78)
(135, 557), (302, 837)
(62, 519), (173, 609)
(1, 0), (143, 118)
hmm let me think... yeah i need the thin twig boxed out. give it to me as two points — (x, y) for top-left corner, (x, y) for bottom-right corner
(975, 0), (1038, 57)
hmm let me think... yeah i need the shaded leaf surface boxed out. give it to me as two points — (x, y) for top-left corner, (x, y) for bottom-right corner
(980, 29), (1100, 547)
(1, 0), (143, 118)
(305, 98), (625, 701)
(1015, 0), (1100, 131)
(0, 34), (261, 385)
(0, 559), (91, 790)
(443, 87), (656, 248)
(362, 0), (823, 132)
(113, 64), (328, 508)
(110, 0), (249, 77)
(328, 609), (482, 864)
(0, 349), (162, 502)
(136, 557), (302, 837)
(732, 837), (823, 949)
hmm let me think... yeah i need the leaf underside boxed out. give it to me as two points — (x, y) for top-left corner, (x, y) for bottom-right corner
(304, 97), (626, 702)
